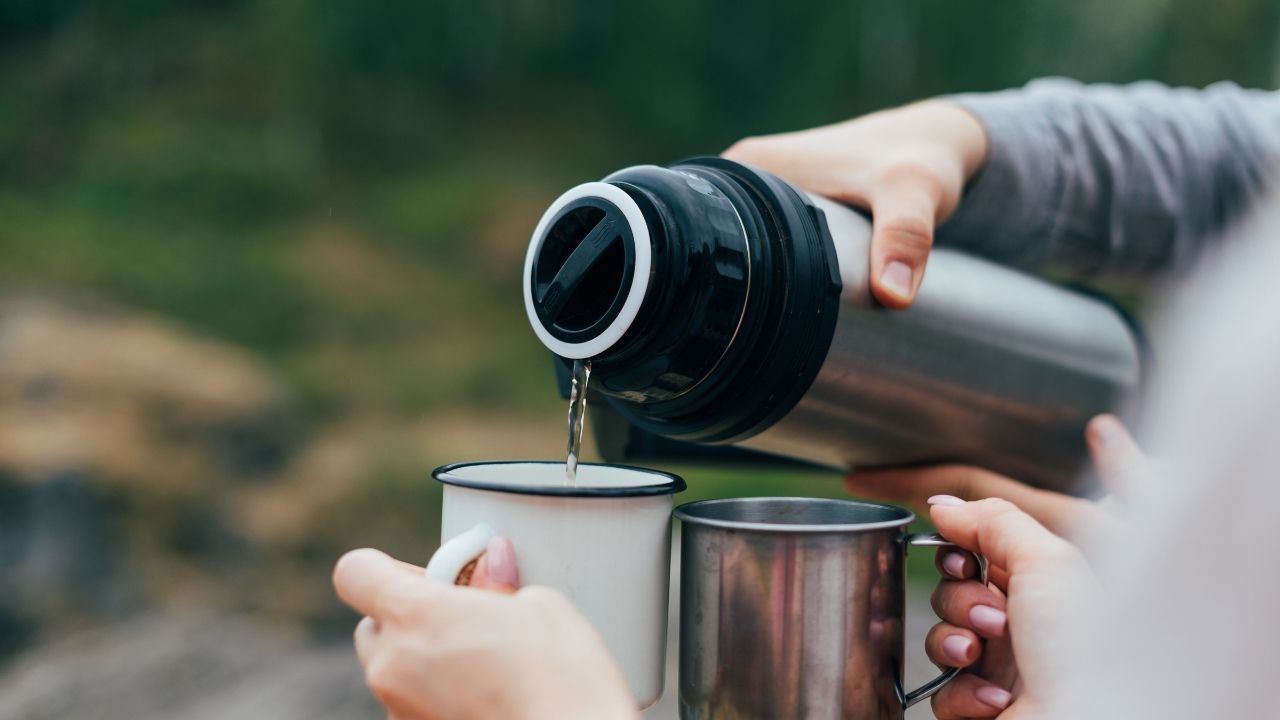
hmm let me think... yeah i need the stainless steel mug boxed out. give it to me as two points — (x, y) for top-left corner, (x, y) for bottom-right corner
(675, 497), (986, 719)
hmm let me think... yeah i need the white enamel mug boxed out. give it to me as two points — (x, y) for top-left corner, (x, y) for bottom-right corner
(427, 461), (685, 709)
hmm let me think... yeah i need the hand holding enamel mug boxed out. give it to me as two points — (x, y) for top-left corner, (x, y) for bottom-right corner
(333, 461), (681, 719)
(333, 546), (637, 720)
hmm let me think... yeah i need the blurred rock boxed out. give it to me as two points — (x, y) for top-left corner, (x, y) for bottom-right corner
(0, 293), (559, 706)
(0, 294), (297, 660)
(0, 615), (380, 720)
(0, 294), (293, 488)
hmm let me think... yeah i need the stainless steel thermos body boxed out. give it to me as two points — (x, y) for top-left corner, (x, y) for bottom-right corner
(524, 158), (1142, 492)
(739, 193), (1140, 489)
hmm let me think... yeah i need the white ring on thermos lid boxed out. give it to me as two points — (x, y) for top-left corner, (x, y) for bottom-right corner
(523, 181), (652, 360)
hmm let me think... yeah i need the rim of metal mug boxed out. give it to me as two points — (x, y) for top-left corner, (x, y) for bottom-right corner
(673, 496), (916, 533)
(432, 460), (686, 498)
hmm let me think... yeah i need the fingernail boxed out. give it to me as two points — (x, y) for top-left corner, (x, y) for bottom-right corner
(970, 604), (1007, 637)
(975, 684), (1013, 710)
(485, 537), (519, 587)
(1090, 415), (1126, 447)
(927, 494), (965, 507)
(941, 634), (973, 664)
(880, 260), (914, 298)
(942, 551), (968, 578)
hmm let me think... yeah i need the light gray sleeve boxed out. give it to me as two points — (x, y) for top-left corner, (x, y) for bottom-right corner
(936, 78), (1280, 280)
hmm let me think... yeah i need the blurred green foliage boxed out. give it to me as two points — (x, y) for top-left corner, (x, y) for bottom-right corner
(2, 0), (1276, 426)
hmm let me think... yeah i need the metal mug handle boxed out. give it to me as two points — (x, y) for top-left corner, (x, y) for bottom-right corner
(899, 532), (991, 709)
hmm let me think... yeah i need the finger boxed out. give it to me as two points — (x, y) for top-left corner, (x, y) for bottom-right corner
(424, 524), (496, 583)
(928, 496), (1079, 578)
(867, 180), (938, 308)
(936, 558), (1012, 596)
(720, 134), (839, 196)
(388, 557), (426, 574)
(983, 564), (1011, 595)
(354, 615), (380, 667)
(467, 537), (521, 594)
(931, 579), (1007, 638)
(935, 547), (978, 580)
(1086, 414), (1148, 498)
(722, 135), (788, 170)
(925, 621), (982, 668)
(935, 548), (1012, 593)
(931, 673), (1013, 719)
(333, 548), (422, 618)
(935, 546), (1012, 596)
(846, 464), (1092, 537)
(847, 464), (1038, 515)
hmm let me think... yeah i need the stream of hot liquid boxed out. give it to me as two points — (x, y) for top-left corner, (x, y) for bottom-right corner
(564, 359), (592, 485)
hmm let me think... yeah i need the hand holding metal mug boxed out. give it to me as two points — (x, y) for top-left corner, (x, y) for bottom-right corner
(922, 495), (1096, 719)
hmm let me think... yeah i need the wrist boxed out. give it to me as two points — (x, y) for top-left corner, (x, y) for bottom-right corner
(913, 99), (990, 181)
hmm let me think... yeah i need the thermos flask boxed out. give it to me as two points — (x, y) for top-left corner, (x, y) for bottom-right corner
(522, 157), (1142, 492)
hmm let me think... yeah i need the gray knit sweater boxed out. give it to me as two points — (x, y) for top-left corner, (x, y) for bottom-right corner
(938, 78), (1280, 280)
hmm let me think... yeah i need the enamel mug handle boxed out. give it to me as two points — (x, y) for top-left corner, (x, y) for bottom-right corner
(424, 523), (496, 583)
(900, 532), (990, 709)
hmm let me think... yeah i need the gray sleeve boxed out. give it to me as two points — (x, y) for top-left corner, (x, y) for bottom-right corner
(936, 78), (1280, 280)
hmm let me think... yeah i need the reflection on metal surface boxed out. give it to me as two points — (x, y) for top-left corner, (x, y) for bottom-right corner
(741, 196), (1141, 493)
(677, 498), (963, 720)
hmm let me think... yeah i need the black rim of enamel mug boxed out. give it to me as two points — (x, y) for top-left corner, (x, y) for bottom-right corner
(432, 461), (686, 498)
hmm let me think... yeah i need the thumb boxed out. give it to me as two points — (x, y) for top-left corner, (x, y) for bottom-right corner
(467, 536), (521, 594)
(846, 464), (1091, 537)
(846, 464), (1040, 514)
(867, 180), (939, 309)
(1085, 414), (1148, 500)
(927, 497), (1078, 577)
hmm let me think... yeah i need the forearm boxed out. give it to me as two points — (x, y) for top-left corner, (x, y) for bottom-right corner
(937, 78), (1280, 280)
